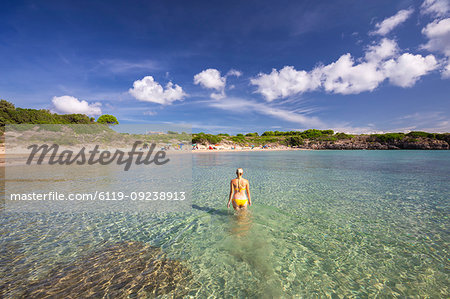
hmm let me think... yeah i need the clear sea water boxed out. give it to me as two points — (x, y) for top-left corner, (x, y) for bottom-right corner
(1, 150), (449, 297)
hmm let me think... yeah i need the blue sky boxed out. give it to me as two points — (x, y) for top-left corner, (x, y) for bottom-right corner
(1, 0), (449, 134)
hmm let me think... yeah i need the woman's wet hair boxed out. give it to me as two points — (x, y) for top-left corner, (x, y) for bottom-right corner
(236, 168), (244, 190)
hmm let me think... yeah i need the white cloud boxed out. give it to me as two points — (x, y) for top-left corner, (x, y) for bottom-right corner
(320, 55), (385, 94)
(210, 91), (226, 100)
(193, 69), (226, 91)
(443, 60), (450, 77)
(421, 18), (450, 77)
(365, 38), (399, 63)
(250, 66), (322, 101)
(320, 39), (401, 94)
(129, 76), (186, 105)
(421, 0), (450, 18)
(52, 95), (102, 116)
(422, 18), (450, 55)
(226, 69), (243, 77)
(382, 53), (438, 87)
(251, 38), (438, 99)
(371, 8), (414, 36)
(194, 68), (242, 99)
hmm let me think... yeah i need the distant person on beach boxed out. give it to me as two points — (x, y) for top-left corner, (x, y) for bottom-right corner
(227, 168), (251, 210)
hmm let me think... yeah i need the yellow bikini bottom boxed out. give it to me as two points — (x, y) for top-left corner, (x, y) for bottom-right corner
(233, 198), (248, 206)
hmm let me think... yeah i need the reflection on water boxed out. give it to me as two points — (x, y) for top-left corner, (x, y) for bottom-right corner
(230, 209), (252, 237)
(228, 209), (283, 298)
(1, 150), (449, 297)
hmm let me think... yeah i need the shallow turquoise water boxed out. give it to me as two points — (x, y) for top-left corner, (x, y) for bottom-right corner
(1, 150), (449, 297)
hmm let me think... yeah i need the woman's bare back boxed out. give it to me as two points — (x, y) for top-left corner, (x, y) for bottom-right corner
(231, 178), (248, 192)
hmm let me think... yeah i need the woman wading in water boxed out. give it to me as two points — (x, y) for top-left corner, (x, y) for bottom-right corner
(227, 168), (252, 210)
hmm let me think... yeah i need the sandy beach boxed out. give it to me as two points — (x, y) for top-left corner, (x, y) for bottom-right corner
(191, 147), (309, 153)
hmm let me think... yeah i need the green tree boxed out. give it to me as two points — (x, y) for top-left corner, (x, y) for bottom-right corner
(369, 133), (405, 142)
(321, 130), (334, 135)
(262, 131), (274, 136)
(286, 136), (303, 147)
(407, 131), (434, 138)
(300, 129), (323, 139)
(335, 132), (354, 139)
(245, 132), (259, 137)
(97, 114), (119, 126)
(0, 99), (15, 111)
(192, 133), (222, 145)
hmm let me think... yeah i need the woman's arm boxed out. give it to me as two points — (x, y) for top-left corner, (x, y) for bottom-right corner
(227, 180), (234, 208)
(246, 181), (251, 206)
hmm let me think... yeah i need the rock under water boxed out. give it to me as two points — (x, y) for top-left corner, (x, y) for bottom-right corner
(18, 241), (191, 298)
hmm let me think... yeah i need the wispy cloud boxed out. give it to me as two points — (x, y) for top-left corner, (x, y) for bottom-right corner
(208, 97), (324, 127)
(370, 8), (414, 36)
(329, 111), (450, 134)
(421, 0), (450, 18)
(96, 59), (160, 74)
(326, 124), (385, 134)
(389, 111), (450, 132)
(143, 110), (157, 116)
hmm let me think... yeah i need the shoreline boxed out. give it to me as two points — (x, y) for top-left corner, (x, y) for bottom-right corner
(191, 147), (308, 153)
(2, 146), (449, 168)
(0, 147), (305, 167)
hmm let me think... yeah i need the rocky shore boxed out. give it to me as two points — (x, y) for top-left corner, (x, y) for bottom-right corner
(296, 136), (449, 150)
(194, 135), (449, 151)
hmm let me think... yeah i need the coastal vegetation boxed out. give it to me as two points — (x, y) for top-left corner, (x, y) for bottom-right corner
(1, 99), (449, 149)
(0, 100), (119, 142)
(193, 130), (450, 150)
(0, 99), (93, 130)
(192, 132), (223, 144)
(194, 130), (359, 146)
(368, 132), (450, 144)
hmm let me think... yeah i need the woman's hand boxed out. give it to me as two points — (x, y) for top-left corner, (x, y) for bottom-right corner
(228, 180), (234, 209)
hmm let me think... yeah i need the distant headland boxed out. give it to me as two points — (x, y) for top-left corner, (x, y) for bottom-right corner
(192, 131), (450, 150)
